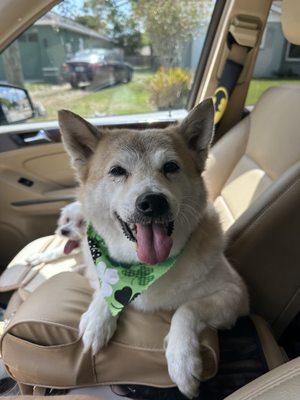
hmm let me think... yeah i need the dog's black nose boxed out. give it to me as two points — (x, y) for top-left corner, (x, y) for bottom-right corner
(61, 229), (70, 236)
(136, 192), (169, 217)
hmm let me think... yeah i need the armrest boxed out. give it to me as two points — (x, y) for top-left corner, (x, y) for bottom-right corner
(1, 272), (219, 389)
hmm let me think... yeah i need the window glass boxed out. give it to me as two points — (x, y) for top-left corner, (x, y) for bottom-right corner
(286, 44), (300, 61)
(246, 0), (300, 107)
(0, 0), (216, 124)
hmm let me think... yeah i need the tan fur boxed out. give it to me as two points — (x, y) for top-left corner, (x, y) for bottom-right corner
(58, 100), (248, 399)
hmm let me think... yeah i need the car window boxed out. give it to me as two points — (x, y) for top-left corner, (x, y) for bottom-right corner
(0, 0), (216, 123)
(246, 0), (300, 107)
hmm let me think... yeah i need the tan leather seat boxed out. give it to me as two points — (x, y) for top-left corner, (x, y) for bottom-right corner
(203, 0), (300, 334)
(0, 271), (286, 394)
(205, 85), (300, 233)
(204, 85), (300, 336)
(203, 1), (300, 339)
(224, 357), (300, 400)
(0, 234), (82, 321)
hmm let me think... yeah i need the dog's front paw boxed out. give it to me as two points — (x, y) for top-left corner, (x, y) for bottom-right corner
(26, 253), (44, 267)
(79, 298), (117, 355)
(166, 338), (202, 399)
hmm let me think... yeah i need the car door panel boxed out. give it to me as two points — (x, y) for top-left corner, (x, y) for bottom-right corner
(0, 140), (75, 267)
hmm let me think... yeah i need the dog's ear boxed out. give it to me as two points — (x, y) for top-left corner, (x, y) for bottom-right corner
(178, 98), (214, 169)
(58, 110), (101, 180)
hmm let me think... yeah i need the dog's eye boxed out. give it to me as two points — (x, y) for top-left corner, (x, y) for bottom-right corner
(109, 165), (127, 177)
(162, 161), (180, 174)
(66, 218), (70, 223)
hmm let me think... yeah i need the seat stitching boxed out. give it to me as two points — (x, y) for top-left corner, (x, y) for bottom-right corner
(244, 153), (274, 182)
(235, 365), (300, 400)
(231, 177), (299, 247)
(243, 154), (273, 181)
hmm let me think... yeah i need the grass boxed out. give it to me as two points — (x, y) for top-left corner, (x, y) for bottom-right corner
(67, 72), (154, 117)
(25, 76), (300, 121)
(26, 71), (155, 121)
(246, 79), (300, 106)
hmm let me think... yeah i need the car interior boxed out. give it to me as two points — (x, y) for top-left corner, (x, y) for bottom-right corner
(0, 0), (299, 399)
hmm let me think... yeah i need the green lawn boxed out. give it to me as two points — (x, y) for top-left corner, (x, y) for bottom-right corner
(67, 72), (155, 117)
(26, 76), (300, 121)
(246, 79), (300, 106)
(26, 71), (155, 121)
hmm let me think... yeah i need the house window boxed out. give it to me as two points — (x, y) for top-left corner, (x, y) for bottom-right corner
(28, 32), (38, 42)
(285, 43), (300, 62)
(43, 38), (48, 48)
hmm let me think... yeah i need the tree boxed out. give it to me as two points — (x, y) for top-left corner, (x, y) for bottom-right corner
(2, 40), (24, 88)
(81, 0), (142, 55)
(75, 15), (101, 30)
(133, 0), (213, 67)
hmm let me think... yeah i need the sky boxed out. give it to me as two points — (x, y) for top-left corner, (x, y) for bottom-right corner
(53, 0), (132, 18)
(53, 0), (85, 17)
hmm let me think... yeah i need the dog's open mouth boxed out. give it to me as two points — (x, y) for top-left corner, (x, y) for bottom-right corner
(63, 240), (80, 255)
(116, 214), (174, 265)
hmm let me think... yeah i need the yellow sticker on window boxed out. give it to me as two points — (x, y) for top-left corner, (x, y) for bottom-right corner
(213, 86), (229, 125)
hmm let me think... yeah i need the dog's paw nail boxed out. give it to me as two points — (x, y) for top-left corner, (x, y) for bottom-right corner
(166, 344), (202, 399)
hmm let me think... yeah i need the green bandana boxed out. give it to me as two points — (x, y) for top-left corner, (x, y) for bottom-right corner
(87, 224), (178, 316)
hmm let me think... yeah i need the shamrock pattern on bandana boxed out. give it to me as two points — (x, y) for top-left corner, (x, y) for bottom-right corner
(87, 224), (179, 316)
(121, 265), (155, 286)
(95, 261), (119, 297)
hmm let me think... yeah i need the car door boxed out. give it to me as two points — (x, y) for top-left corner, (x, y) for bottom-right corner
(0, 0), (271, 269)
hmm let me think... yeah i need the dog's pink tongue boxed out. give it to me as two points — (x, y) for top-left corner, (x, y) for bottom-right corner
(136, 223), (172, 265)
(64, 240), (79, 255)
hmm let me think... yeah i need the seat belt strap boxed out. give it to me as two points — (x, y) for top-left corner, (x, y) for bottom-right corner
(214, 16), (260, 125)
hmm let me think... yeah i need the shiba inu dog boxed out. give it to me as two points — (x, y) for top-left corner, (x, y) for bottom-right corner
(26, 201), (86, 267)
(58, 99), (248, 399)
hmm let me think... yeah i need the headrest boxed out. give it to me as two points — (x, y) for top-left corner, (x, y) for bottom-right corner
(282, 0), (300, 44)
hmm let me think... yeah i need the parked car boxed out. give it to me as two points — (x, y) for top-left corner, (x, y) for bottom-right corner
(61, 48), (133, 89)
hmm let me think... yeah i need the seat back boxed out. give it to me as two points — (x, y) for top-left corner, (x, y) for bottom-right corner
(205, 85), (300, 231)
(204, 84), (300, 336)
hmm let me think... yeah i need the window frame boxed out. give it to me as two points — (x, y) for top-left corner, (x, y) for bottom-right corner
(187, 0), (226, 110)
(285, 42), (300, 62)
(259, 27), (267, 50)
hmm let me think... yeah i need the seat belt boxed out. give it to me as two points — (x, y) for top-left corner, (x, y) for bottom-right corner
(214, 16), (261, 125)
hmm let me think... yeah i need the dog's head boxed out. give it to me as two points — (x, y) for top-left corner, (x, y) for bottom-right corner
(56, 201), (86, 254)
(59, 99), (214, 264)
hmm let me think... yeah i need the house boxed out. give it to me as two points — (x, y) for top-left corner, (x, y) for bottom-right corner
(254, 2), (300, 78)
(0, 12), (114, 83)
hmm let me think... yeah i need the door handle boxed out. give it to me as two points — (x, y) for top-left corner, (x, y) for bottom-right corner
(23, 129), (51, 144)
(43, 187), (77, 200)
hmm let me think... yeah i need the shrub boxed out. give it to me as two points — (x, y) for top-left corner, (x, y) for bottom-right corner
(147, 67), (191, 110)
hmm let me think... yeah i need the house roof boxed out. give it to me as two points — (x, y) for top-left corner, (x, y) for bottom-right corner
(35, 12), (112, 43)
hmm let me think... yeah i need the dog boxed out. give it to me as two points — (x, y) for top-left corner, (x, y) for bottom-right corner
(58, 99), (249, 399)
(26, 201), (86, 267)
